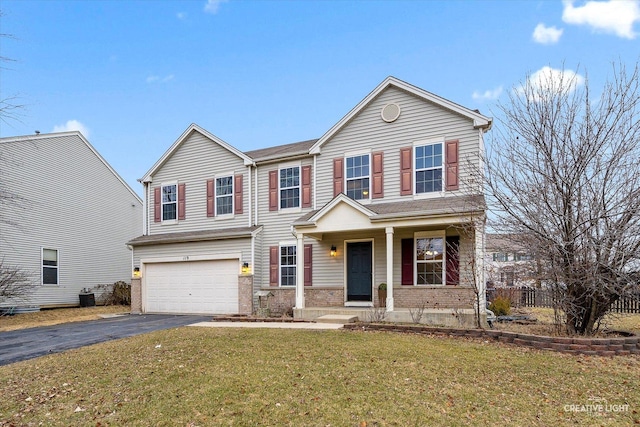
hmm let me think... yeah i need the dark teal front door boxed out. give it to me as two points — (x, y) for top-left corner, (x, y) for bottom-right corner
(347, 241), (373, 302)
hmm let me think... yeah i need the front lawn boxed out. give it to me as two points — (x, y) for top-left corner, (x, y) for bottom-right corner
(0, 306), (130, 332)
(1, 327), (638, 426)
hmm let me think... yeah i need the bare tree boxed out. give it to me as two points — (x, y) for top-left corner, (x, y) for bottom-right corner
(487, 63), (640, 335)
(0, 10), (24, 126)
(0, 259), (33, 309)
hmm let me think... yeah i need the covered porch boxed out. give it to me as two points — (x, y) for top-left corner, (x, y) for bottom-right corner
(288, 194), (486, 325)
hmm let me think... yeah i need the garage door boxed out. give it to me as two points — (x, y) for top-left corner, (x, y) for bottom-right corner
(144, 259), (239, 315)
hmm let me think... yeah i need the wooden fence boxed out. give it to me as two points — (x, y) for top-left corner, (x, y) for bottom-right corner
(487, 287), (640, 314)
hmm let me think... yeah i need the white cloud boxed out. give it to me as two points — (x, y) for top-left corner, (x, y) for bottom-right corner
(204, 0), (228, 14)
(532, 23), (564, 44)
(472, 86), (503, 101)
(562, 0), (640, 39)
(146, 74), (175, 84)
(518, 66), (585, 100)
(52, 120), (90, 137)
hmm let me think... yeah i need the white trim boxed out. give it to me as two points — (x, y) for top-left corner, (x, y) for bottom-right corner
(140, 123), (255, 183)
(247, 166), (252, 227)
(160, 181), (178, 224)
(344, 152), (372, 202)
(254, 166), (259, 226)
(413, 230), (446, 286)
(279, 243), (297, 287)
(413, 138), (445, 197)
(307, 193), (375, 223)
(41, 247), (59, 286)
(309, 76), (492, 154)
(214, 173), (235, 218)
(343, 238), (375, 305)
(312, 155), (317, 210)
(278, 162), (302, 211)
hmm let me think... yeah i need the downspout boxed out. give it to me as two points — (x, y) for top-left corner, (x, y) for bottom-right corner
(247, 165), (253, 227)
(313, 155), (317, 209)
(254, 166), (259, 226)
(142, 181), (148, 235)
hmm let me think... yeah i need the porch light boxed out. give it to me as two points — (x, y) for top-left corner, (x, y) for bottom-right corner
(241, 262), (251, 274)
(330, 245), (337, 257)
(133, 267), (141, 278)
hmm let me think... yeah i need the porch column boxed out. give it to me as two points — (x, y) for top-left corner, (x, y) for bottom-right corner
(385, 227), (394, 311)
(295, 232), (305, 309)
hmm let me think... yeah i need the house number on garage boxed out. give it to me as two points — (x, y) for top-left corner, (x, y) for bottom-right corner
(183, 256), (190, 261)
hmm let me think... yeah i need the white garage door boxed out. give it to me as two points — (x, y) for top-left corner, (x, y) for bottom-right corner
(144, 259), (239, 315)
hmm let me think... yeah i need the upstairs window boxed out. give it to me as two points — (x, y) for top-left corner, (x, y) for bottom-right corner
(42, 248), (58, 285)
(346, 154), (370, 200)
(280, 166), (300, 209)
(215, 176), (233, 215)
(162, 184), (177, 221)
(415, 142), (443, 194)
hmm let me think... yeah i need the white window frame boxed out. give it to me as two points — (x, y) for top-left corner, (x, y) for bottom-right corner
(42, 247), (59, 286)
(215, 173), (234, 217)
(278, 162), (301, 212)
(344, 152), (371, 201)
(161, 181), (178, 224)
(279, 242), (297, 287)
(414, 231), (446, 286)
(413, 138), (445, 198)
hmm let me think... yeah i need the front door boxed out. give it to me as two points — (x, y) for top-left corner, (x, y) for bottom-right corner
(346, 241), (373, 302)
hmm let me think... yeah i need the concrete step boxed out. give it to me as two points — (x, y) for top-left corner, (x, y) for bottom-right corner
(315, 314), (359, 324)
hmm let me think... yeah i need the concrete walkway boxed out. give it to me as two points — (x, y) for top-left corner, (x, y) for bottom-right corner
(189, 321), (344, 330)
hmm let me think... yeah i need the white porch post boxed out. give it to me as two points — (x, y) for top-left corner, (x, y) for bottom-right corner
(295, 232), (305, 309)
(385, 226), (394, 311)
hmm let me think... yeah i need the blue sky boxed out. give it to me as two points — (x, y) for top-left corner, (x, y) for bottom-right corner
(1, 0), (639, 196)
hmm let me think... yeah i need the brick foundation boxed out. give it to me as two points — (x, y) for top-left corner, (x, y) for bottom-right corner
(305, 288), (344, 307)
(393, 286), (475, 309)
(238, 275), (253, 315)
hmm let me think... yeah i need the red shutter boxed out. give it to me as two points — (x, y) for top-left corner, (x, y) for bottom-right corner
(269, 170), (278, 211)
(234, 174), (243, 214)
(445, 140), (459, 191)
(372, 151), (384, 199)
(333, 158), (344, 197)
(401, 238), (414, 285)
(206, 179), (215, 217)
(400, 147), (412, 196)
(269, 246), (279, 286)
(301, 165), (312, 208)
(446, 236), (460, 286)
(153, 187), (161, 222)
(304, 244), (312, 286)
(178, 183), (186, 220)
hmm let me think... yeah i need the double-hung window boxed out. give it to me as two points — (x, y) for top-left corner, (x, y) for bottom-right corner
(280, 166), (300, 209)
(415, 233), (444, 285)
(280, 245), (296, 286)
(346, 154), (370, 200)
(42, 248), (58, 285)
(415, 142), (443, 194)
(215, 175), (233, 215)
(162, 184), (177, 221)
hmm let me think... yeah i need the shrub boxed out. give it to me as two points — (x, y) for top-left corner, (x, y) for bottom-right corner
(94, 281), (131, 306)
(489, 296), (511, 316)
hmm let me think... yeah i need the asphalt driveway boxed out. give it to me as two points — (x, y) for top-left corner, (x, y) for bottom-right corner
(0, 314), (209, 366)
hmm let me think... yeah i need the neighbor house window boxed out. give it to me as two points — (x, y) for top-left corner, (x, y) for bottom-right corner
(280, 245), (296, 286)
(279, 167), (300, 209)
(415, 234), (444, 285)
(216, 175), (233, 215)
(492, 253), (508, 262)
(346, 154), (370, 200)
(415, 142), (443, 194)
(42, 248), (58, 285)
(162, 184), (177, 221)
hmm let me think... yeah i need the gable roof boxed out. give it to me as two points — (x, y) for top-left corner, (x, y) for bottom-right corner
(309, 76), (492, 154)
(244, 138), (317, 163)
(0, 131), (142, 203)
(140, 123), (255, 183)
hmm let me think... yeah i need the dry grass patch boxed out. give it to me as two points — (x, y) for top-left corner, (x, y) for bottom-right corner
(0, 306), (129, 332)
(1, 327), (638, 426)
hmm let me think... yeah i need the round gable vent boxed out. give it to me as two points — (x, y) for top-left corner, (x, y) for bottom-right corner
(381, 103), (401, 123)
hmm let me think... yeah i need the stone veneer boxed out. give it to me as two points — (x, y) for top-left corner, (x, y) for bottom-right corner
(130, 277), (142, 314)
(343, 323), (640, 356)
(393, 286), (476, 309)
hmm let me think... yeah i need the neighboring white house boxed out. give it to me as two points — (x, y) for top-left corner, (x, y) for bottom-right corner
(485, 234), (537, 288)
(0, 131), (143, 308)
(128, 76), (492, 326)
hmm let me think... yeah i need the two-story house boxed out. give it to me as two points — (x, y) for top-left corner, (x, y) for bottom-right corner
(0, 131), (142, 309)
(128, 76), (492, 326)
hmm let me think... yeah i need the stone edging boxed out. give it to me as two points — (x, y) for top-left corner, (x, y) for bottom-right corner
(343, 323), (640, 356)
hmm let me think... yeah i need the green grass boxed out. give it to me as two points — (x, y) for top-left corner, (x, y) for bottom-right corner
(1, 327), (639, 426)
